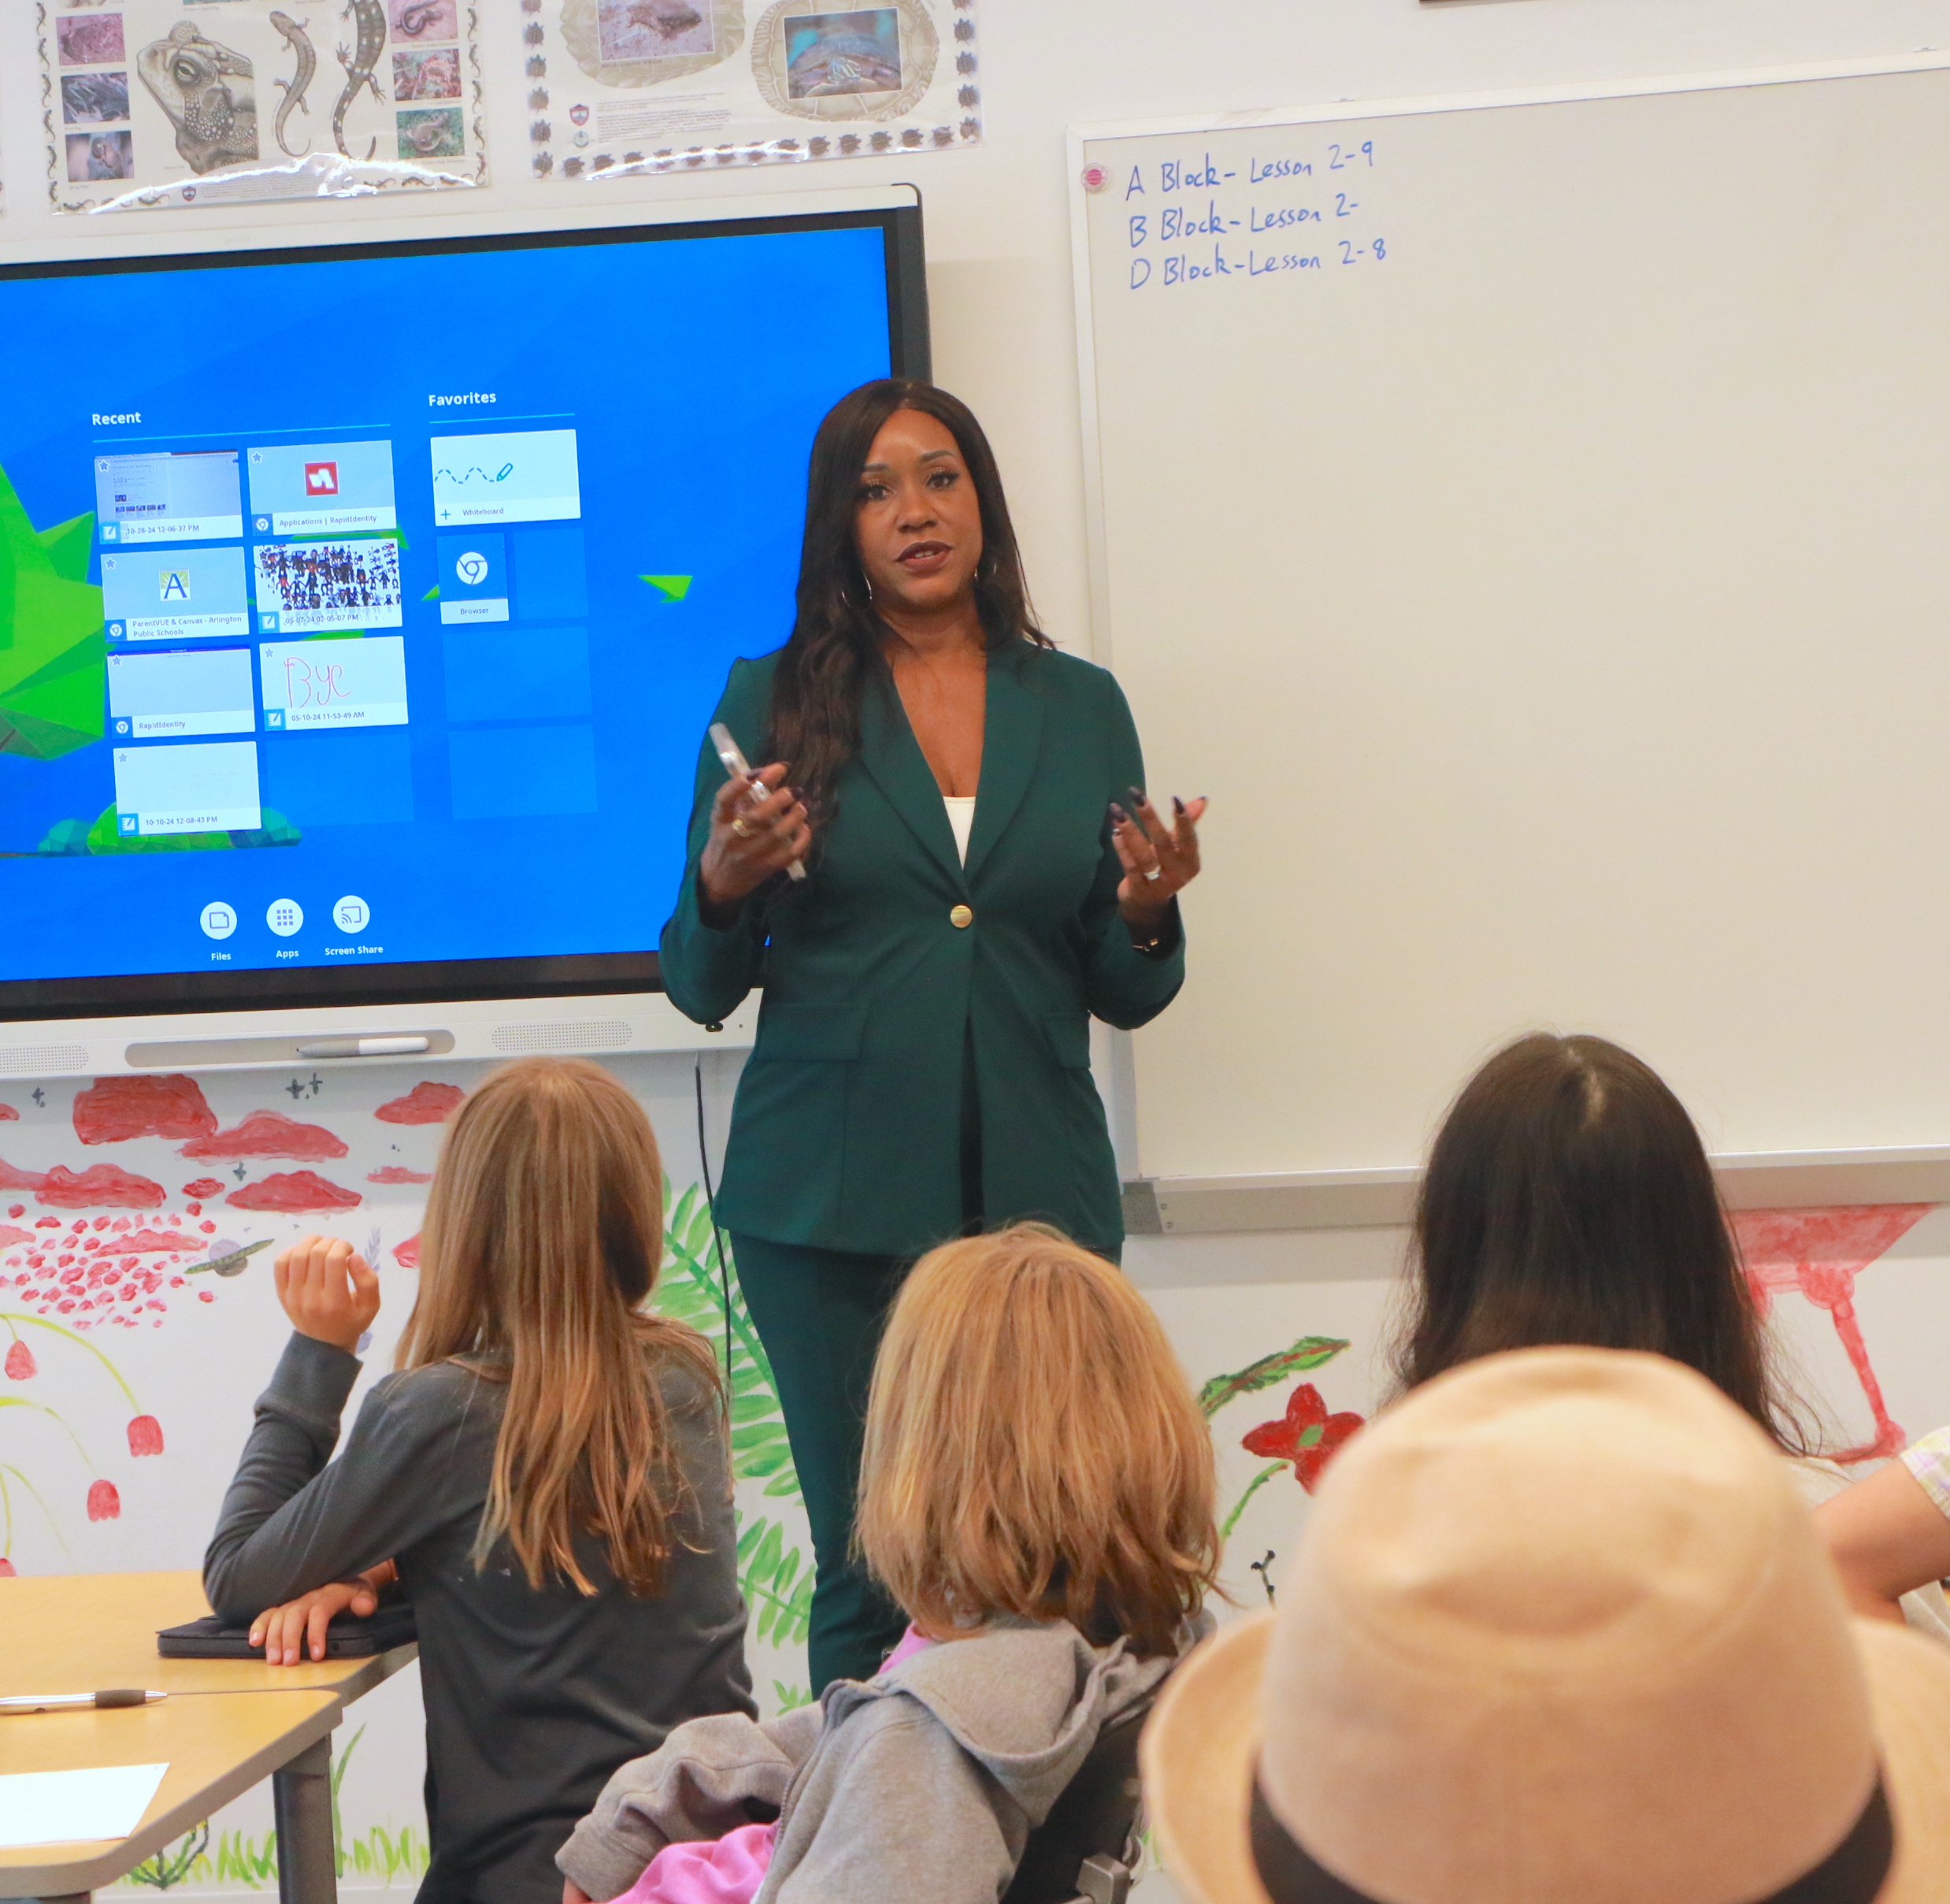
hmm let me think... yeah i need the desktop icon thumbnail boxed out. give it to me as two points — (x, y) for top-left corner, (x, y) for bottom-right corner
(102, 545), (250, 642)
(437, 532), (508, 622)
(252, 537), (403, 635)
(94, 450), (243, 544)
(247, 440), (397, 536)
(430, 429), (581, 526)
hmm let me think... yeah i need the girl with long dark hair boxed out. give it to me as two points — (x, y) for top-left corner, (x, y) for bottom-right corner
(658, 379), (1206, 1691)
(1393, 1031), (1808, 1445)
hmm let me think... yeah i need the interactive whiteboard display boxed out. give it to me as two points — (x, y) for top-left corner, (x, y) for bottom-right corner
(0, 206), (925, 1019)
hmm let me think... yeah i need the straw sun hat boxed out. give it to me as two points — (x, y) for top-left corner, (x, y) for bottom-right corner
(1144, 1345), (1950, 1904)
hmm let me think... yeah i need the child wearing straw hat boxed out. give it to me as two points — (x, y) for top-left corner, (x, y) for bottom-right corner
(1144, 1345), (1950, 1904)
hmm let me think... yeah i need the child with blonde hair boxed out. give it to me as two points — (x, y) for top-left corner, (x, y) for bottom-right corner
(557, 1223), (1220, 1904)
(204, 1056), (753, 1904)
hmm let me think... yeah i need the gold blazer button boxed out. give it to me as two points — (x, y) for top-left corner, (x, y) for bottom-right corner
(949, 904), (974, 929)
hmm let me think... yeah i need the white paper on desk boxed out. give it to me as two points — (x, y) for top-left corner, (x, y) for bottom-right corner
(0, 1762), (168, 1847)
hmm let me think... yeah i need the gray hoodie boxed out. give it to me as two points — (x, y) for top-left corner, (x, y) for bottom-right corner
(558, 1614), (1207, 1904)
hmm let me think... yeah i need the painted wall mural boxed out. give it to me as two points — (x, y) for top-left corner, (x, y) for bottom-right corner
(1733, 1204), (1934, 1461)
(0, 1052), (1942, 1894)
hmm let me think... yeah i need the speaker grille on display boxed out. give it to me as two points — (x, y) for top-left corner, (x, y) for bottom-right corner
(491, 1021), (632, 1055)
(0, 1045), (90, 1076)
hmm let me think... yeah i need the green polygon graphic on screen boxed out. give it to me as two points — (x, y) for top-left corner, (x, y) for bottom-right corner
(39, 805), (302, 856)
(0, 464), (106, 761)
(639, 575), (692, 602)
(231, 808), (302, 849)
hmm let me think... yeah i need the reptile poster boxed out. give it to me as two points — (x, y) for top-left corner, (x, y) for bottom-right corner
(40, 0), (487, 213)
(520, 0), (977, 180)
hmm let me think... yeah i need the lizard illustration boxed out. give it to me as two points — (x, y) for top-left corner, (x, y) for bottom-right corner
(269, 13), (315, 157)
(332, 0), (387, 160)
(136, 21), (259, 174)
(396, 1), (450, 36)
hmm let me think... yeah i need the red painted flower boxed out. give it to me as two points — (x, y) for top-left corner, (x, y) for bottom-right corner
(87, 1479), (120, 1521)
(128, 1414), (164, 1457)
(1241, 1383), (1366, 1493)
(3, 1339), (34, 1381)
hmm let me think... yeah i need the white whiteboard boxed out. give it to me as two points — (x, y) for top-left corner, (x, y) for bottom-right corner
(1073, 58), (1950, 1186)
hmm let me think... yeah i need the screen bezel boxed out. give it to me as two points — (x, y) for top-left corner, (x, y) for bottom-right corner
(0, 202), (929, 1023)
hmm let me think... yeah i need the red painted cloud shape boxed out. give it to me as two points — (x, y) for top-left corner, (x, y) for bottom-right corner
(227, 1171), (361, 1213)
(376, 1082), (464, 1125)
(181, 1109), (349, 1162)
(73, 1075), (217, 1145)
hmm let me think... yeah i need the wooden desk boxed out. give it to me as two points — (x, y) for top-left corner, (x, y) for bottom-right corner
(0, 1572), (414, 1704)
(0, 1573), (418, 1904)
(0, 1690), (339, 1902)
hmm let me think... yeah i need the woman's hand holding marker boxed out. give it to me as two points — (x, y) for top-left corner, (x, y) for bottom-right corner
(1112, 789), (1207, 936)
(274, 1234), (380, 1354)
(698, 763), (815, 919)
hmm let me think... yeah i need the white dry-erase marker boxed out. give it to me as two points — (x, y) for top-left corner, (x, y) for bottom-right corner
(0, 1690), (166, 1715)
(710, 723), (806, 881)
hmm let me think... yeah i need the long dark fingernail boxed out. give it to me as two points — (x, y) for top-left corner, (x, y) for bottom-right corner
(1173, 795), (1184, 815)
(1129, 786), (1147, 808)
(1110, 802), (1128, 822)
(790, 787), (806, 804)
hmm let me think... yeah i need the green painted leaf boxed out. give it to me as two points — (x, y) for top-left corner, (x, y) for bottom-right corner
(1199, 1338), (1350, 1419)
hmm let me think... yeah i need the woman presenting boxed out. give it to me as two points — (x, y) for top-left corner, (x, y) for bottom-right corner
(659, 379), (1204, 1692)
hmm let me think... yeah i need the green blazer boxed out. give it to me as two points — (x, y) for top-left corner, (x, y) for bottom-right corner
(659, 640), (1185, 1258)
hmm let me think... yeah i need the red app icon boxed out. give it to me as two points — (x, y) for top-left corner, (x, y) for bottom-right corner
(304, 462), (339, 495)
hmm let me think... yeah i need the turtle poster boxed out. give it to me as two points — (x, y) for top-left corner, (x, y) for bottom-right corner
(521, 0), (978, 181)
(40, 0), (488, 213)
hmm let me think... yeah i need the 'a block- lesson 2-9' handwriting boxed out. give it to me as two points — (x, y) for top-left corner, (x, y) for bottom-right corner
(1117, 142), (1384, 291)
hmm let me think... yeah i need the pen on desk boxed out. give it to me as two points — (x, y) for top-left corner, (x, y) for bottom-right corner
(0, 1689), (167, 1714)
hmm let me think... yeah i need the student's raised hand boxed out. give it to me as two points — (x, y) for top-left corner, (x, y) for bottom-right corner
(274, 1234), (380, 1353)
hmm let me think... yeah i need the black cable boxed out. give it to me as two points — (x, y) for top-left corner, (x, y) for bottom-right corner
(694, 1052), (733, 1368)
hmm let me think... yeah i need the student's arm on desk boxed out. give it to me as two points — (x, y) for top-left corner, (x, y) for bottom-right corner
(250, 1558), (400, 1667)
(204, 1235), (458, 1637)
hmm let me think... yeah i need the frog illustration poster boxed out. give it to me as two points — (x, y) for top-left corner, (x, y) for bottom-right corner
(523, 0), (977, 182)
(39, 0), (488, 213)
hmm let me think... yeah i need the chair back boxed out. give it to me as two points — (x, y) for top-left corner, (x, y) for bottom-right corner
(1000, 1698), (1150, 1904)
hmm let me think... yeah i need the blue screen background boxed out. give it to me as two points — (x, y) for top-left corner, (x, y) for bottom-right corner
(0, 223), (892, 987)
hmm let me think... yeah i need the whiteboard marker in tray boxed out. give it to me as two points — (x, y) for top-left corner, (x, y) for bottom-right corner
(709, 723), (806, 881)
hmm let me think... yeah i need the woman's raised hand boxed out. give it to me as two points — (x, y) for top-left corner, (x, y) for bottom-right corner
(698, 763), (813, 915)
(274, 1234), (380, 1354)
(1112, 790), (1208, 929)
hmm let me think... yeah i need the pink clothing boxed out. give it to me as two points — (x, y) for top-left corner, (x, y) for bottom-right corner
(882, 1624), (935, 1671)
(606, 1629), (936, 1904)
(606, 1823), (775, 1904)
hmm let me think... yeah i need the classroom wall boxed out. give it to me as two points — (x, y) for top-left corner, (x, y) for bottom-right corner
(9, 0), (1950, 1893)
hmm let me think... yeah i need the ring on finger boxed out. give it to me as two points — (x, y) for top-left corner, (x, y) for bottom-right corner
(1143, 864), (1163, 882)
(730, 817), (754, 839)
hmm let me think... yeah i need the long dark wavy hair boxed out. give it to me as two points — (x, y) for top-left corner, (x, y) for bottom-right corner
(1392, 1032), (1812, 1452)
(763, 379), (1051, 818)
